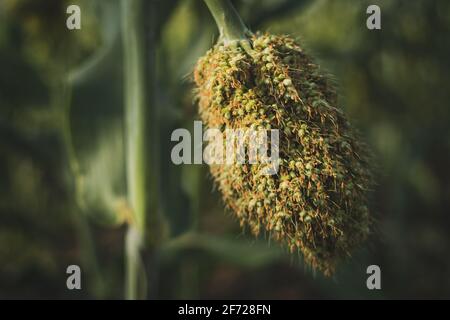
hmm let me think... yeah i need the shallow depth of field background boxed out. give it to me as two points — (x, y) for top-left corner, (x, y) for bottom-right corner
(1, 0), (450, 299)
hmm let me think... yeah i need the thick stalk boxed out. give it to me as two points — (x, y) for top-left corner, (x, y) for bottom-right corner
(121, 0), (148, 300)
(204, 0), (250, 42)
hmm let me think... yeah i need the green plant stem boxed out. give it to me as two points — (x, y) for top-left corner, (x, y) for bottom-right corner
(121, 0), (149, 300)
(204, 0), (250, 42)
(125, 224), (147, 299)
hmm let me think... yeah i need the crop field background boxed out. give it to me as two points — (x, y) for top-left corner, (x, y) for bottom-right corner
(0, 0), (449, 299)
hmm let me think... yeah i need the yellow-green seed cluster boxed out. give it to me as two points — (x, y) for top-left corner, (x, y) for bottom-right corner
(194, 33), (372, 275)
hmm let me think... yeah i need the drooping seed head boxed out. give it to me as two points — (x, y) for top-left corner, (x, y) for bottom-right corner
(194, 33), (372, 276)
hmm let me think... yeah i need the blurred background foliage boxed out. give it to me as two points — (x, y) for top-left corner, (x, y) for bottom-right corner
(0, 0), (449, 299)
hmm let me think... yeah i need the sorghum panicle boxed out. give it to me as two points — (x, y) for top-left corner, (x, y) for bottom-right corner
(194, 33), (372, 275)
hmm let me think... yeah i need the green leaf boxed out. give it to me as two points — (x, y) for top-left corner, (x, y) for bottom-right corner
(160, 232), (283, 268)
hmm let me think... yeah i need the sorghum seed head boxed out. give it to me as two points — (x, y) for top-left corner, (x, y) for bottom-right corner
(194, 33), (373, 276)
